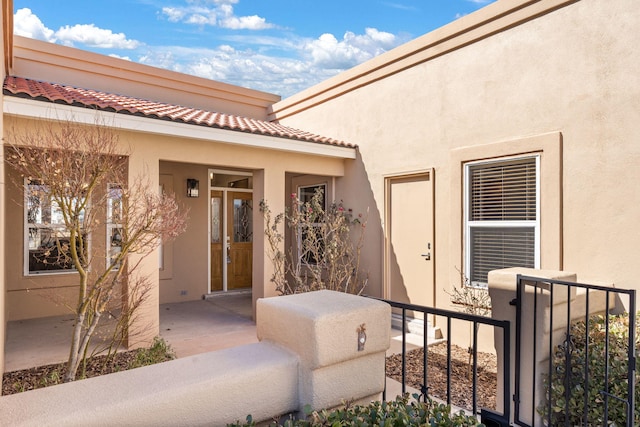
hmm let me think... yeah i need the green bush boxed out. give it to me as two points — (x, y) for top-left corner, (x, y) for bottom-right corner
(229, 394), (484, 426)
(539, 312), (640, 426)
(127, 336), (176, 369)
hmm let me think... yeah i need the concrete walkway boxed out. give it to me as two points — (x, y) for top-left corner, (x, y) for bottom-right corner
(4, 292), (257, 372)
(160, 292), (257, 358)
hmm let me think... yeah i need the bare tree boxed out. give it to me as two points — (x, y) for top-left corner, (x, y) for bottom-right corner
(260, 188), (368, 295)
(4, 118), (187, 382)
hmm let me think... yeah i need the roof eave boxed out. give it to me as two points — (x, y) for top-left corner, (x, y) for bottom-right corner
(3, 96), (357, 160)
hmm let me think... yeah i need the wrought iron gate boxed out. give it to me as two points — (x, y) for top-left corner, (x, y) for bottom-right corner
(374, 297), (511, 426)
(514, 275), (637, 427)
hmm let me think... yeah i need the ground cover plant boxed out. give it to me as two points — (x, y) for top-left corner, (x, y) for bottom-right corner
(2, 337), (176, 395)
(229, 394), (484, 427)
(539, 312), (640, 426)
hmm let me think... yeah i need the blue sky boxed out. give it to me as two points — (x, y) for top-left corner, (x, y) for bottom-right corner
(13, 0), (495, 97)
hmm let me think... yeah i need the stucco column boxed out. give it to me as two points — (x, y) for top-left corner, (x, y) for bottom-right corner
(488, 267), (577, 426)
(252, 167), (285, 319)
(0, 119), (5, 375)
(1, 9), (6, 373)
(125, 153), (160, 348)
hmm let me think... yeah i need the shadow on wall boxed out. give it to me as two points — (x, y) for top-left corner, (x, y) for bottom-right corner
(335, 151), (386, 299)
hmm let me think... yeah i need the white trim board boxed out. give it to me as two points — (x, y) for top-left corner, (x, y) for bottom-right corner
(3, 97), (356, 160)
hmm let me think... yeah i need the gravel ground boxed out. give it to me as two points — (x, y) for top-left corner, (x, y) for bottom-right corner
(386, 342), (498, 411)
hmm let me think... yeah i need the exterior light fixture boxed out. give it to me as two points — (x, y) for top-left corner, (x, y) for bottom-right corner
(357, 323), (367, 351)
(186, 178), (199, 198)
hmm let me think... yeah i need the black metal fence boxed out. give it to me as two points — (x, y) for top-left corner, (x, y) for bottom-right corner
(514, 275), (637, 427)
(373, 297), (511, 427)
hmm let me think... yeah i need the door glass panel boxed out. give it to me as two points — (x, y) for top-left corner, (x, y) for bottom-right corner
(211, 196), (221, 243)
(233, 198), (253, 243)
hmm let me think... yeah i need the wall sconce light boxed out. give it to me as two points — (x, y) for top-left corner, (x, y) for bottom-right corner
(357, 323), (367, 352)
(186, 178), (199, 198)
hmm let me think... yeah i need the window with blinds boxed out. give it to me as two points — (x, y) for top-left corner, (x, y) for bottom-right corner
(465, 157), (539, 286)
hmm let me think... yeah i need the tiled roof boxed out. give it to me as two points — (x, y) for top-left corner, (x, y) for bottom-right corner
(3, 76), (352, 148)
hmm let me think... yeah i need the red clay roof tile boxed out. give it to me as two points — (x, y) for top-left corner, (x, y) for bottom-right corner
(3, 76), (353, 149)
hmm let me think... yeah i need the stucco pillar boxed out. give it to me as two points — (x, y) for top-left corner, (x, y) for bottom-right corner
(0, 117), (5, 375)
(0, 4), (6, 374)
(488, 267), (577, 427)
(257, 290), (391, 413)
(125, 153), (160, 348)
(252, 167), (285, 319)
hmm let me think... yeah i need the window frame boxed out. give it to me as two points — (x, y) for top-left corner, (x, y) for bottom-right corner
(463, 155), (541, 287)
(107, 183), (124, 271)
(297, 183), (327, 265)
(24, 178), (84, 276)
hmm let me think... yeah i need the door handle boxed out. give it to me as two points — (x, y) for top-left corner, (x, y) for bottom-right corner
(421, 252), (431, 261)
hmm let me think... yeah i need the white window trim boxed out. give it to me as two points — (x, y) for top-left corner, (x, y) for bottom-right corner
(23, 178), (84, 276)
(463, 155), (541, 287)
(107, 183), (123, 271)
(297, 183), (327, 208)
(296, 183), (327, 265)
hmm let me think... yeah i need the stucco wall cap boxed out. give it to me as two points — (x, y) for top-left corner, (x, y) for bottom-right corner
(0, 341), (299, 426)
(488, 268), (577, 292)
(257, 290), (391, 369)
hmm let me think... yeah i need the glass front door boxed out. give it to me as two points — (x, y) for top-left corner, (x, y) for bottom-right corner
(227, 192), (252, 290)
(209, 170), (253, 293)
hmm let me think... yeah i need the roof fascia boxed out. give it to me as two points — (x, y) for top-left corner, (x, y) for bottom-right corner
(2, 0), (12, 73)
(3, 96), (356, 160)
(270, 0), (579, 120)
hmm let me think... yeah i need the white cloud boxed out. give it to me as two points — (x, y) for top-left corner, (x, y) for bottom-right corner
(221, 15), (272, 30)
(162, 7), (187, 23)
(305, 28), (397, 69)
(14, 8), (55, 41)
(109, 54), (132, 61)
(55, 24), (141, 49)
(137, 26), (401, 96)
(13, 8), (140, 50)
(13, 7), (402, 97)
(160, 1), (274, 30)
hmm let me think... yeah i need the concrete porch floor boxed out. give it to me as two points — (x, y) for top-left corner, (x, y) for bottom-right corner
(4, 291), (421, 400)
(4, 291), (258, 373)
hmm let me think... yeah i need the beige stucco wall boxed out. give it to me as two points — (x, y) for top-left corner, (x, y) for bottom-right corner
(0, 0), (8, 373)
(2, 114), (349, 324)
(158, 161), (209, 303)
(273, 0), (640, 345)
(2, 118), (129, 322)
(148, 133), (348, 310)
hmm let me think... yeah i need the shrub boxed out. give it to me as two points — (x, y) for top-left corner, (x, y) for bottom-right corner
(260, 187), (368, 295)
(127, 337), (176, 369)
(229, 394), (484, 426)
(539, 312), (640, 426)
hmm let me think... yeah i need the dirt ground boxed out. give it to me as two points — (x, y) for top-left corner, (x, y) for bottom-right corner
(386, 342), (498, 411)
